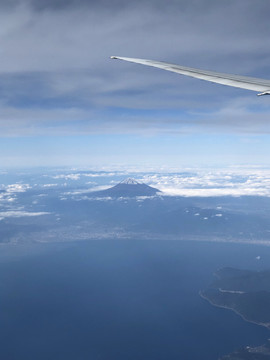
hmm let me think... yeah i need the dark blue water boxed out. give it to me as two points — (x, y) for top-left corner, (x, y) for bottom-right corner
(0, 240), (269, 360)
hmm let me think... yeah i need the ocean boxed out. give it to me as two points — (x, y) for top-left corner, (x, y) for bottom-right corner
(0, 240), (269, 360)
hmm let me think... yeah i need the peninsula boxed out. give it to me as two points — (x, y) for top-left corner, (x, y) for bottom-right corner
(201, 267), (270, 359)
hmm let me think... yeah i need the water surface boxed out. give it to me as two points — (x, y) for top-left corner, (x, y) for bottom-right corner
(0, 240), (269, 360)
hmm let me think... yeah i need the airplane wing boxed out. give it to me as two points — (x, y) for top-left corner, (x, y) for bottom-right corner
(111, 56), (270, 96)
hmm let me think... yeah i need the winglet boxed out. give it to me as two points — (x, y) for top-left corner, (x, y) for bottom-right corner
(257, 91), (270, 96)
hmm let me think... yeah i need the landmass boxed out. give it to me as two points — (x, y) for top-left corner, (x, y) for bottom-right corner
(220, 340), (270, 360)
(201, 267), (270, 359)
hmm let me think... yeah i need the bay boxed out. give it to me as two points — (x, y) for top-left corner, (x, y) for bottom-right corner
(0, 240), (269, 360)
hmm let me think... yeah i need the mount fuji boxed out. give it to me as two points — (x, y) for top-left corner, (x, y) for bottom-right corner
(93, 178), (160, 197)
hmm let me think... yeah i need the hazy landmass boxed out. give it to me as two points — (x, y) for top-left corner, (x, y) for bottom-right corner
(220, 340), (270, 360)
(202, 268), (270, 359)
(2, 171), (270, 246)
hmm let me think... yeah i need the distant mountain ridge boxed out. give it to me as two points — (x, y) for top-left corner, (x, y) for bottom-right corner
(92, 178), (160, 197)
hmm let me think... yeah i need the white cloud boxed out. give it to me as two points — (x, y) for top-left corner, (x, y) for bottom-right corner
(0, 184), (33, 206)
(49, 171), (129, 181)
(140, 168), (270, 197)
(75, 196), (113, 202)
(0, 211), (50, 218)
(52, 174), (81, 180)
(63, 185), (111, 196)
(5, 184), (31, 193)
(82, 172), (129, 178)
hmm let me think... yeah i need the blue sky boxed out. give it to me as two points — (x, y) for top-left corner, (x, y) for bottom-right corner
(1, 134), (270, 169)
(1, 0), (270, 169)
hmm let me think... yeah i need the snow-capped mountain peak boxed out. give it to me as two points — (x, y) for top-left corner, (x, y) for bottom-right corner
(91, 177), (160, 197)
(120, 178), (140, 185)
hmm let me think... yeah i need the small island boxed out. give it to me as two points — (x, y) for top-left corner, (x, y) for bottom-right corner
(201, 267), (270, 359)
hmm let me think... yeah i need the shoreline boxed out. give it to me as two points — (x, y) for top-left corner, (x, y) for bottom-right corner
(199, 291), (270, 330)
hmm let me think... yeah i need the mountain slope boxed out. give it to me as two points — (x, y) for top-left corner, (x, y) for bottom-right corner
(92, 178), (160, 197)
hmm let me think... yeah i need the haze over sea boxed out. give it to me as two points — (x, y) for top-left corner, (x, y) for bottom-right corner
(0, 240), (269, 360)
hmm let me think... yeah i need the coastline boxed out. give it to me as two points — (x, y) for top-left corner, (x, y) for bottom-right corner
(199, 290), (270, 330)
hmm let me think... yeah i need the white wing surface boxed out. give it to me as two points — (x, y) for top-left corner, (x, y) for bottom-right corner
(111, 56), (270, 96)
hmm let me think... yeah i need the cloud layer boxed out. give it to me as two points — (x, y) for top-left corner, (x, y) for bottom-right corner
(0, 0), (270, 136)
(140, 168), (270, 197)
(46, 167), (270, 197)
